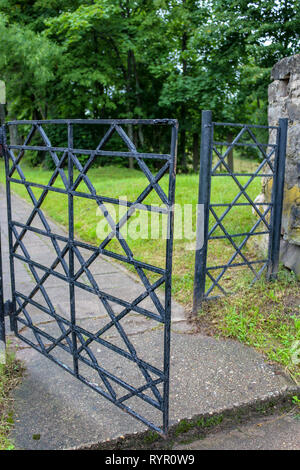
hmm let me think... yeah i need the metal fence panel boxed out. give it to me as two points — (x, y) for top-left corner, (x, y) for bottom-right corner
(1, 119), (178, 434)
(193, 111), (288, 313)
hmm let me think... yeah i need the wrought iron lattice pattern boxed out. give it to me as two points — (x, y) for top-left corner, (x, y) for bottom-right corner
(193, 111), (287, 312)
(1, 119), (178, 434)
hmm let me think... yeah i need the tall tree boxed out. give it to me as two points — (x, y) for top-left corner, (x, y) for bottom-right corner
(0, 0), (299, 170)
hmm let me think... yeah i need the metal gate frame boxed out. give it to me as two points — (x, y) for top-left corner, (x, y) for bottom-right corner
(0, 118), (178, 435)
(193, 110), (288, 313)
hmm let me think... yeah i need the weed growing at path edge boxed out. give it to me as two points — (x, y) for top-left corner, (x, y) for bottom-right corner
(0, 344), (23, 450)
(196, 268), (300, 382)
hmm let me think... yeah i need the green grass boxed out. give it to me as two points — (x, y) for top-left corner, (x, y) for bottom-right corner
(198, 268), (300, 381)
(175, 414), (224, 437)
(1, 158), (300, 432)
(3, 159), (299, 377)
(0, 160), (261, 307)
(292, 395), (300, 409)
(0, 345), (23, 450)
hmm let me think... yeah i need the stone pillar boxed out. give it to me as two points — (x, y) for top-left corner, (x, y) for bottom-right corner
(267, 54), (300, 277)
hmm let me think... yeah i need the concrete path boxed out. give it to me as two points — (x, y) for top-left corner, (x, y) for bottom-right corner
(174, 411), (300, 450)
(0, 185), (298, 450)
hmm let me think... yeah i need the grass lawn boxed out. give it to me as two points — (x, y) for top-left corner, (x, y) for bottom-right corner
(0, 345), (23, 450)
(196, 268), (300, 382)
(0, 158), (299, 382)
(0, 158), (262, 306)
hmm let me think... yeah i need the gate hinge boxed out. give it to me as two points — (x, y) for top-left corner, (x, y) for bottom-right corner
(4, 300), (13, 317)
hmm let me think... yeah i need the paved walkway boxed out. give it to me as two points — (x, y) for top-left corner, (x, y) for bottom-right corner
(174, 411), (300, 450)
(0, 185), (299, 450)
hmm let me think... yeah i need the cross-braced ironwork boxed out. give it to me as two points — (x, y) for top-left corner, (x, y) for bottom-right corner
(193, 110), (287, 313)
(0, 118), (178, 434)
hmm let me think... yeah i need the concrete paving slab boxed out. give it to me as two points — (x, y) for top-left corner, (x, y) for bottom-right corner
(0, 185), (298, 450)
(173, 411), (300, 450)
(10, 331), (298, 450)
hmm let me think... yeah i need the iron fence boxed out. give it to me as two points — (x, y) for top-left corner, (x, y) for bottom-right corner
(193, 110), (288, 313)
(0, 118), (178, 434)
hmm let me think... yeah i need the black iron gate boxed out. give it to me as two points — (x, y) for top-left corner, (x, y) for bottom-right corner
(0, 118), (178, 434)
(193, 110), (288, 313)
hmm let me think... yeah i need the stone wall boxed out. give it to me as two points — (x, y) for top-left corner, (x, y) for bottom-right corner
(266, 54), (300, 276)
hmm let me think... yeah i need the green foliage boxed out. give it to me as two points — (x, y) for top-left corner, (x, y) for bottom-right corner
(202, 267), (300, 381)
(0, 0), (299, 171)
(175, 414), (223, 436)
(292, 396), (300, 409)
(143, 430), (160, 443)
(0, 344), (23, 450)
(0, 12), (62, 120)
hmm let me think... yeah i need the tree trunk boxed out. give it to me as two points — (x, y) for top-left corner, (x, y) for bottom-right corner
(131, 51), (144, 148)
(127, 50), (134, 169)
(227, 133), (234, 173)
(179, 128), (187, 172)
(9, 123), (20, 146)
(0, 104), (5, 126)
(180, 27), (188, 173)
(127, 124), (134, 169)
(192, 132), (199, 172)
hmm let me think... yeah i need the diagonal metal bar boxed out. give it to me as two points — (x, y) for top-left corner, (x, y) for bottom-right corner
(12, 151), (68, 254)
(76, 330), (117, 400)
(15, 291), (73, 356)
(205, 205), (272, 297)
(73, 320), (164, 379)
(76, 275), (166, 353)
(70, 164), (167, 319)
(73, 245), (163, 405)
(245, 126), (275, 172)
(36, 124), (69, 188)
(212, 138), (275, 180)
(117, 377), (163, 405)
(77, 351), (163, 410)
(115, 125), (169, 205)
(11, 225), (73, 352)
(8, 147), (70, 278)
(73, 161), (170, 283)
(212, 125), (275, 175)
(45, 326), (73, 354)
(13, 242), (69, 316)
(4, 118), (177, 435)
(13, 249), (164, 323)
(206, 270), (228, 296)
(8, 125), (36, 178)
(212, 126), (248, 173)
(209, 147), (272, 235)
(97, 161), (170, 250)
(15, 297), (48, 353)
(209, 206), (261, 278)
(72, 124), (116, 191)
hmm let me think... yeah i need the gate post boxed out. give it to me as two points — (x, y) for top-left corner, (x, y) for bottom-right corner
(267, 117), (288, 280)
(0, 228), (5, 363)
(0, 126), (6, 362)
(192, 110), (213, 314)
